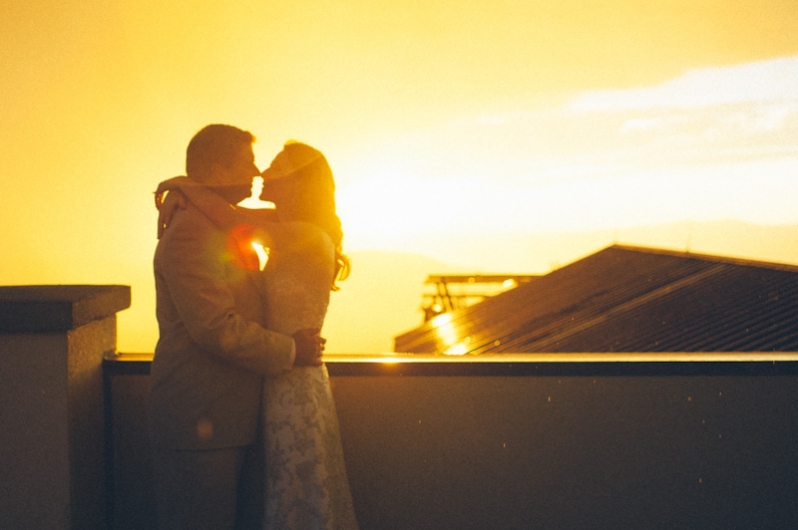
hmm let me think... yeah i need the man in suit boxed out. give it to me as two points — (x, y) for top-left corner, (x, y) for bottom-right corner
(149, 124), (323, 530)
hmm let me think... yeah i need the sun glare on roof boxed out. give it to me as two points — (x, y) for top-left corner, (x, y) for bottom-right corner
(431, 312), (471, 355)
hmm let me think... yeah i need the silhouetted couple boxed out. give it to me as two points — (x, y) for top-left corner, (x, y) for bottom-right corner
(149, 124), (358, 530)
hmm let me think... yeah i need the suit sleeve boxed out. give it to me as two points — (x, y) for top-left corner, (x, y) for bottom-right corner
(158, 209), (295, 376)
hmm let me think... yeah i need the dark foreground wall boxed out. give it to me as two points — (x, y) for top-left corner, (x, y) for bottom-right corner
(0, 285), (130, 530)
(108, 354), (798, 530)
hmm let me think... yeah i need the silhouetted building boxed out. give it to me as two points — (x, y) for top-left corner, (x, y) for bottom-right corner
(421, 274), (538, 321)
(394, 245), (798, 354)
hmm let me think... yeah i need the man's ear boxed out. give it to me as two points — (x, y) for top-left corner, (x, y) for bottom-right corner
(207, 162), (227, 184)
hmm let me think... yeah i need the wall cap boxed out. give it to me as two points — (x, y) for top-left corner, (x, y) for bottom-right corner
(0, 285), (131, 333)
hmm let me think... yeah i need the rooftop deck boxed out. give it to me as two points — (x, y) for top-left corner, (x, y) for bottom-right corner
(4, 285), (797, 529)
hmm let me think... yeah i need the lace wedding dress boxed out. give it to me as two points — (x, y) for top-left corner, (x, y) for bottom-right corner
(259, 222), (359, 530)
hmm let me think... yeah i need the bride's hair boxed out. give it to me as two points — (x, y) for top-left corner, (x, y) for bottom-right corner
(276, 141), (351, 290)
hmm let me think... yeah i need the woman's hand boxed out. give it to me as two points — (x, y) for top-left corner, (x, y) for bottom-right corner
(155, 176), (195, 197)
(156, 189), (188, 239)
(155, 176), (198, 238)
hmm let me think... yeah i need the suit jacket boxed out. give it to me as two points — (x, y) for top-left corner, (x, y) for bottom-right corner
(149, 203), (294, 450)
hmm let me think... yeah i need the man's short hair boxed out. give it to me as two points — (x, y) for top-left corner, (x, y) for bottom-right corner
(186, 124), (255, 182)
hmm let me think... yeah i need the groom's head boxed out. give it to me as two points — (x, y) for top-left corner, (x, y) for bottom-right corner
(186, 124), (259, 203)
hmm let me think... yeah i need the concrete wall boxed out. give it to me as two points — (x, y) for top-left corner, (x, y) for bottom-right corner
(107, 356), (798, 530)
(7, 285), (797, 530)
(0, 285), (130, 530)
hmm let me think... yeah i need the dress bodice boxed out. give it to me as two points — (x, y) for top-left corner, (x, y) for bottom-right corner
(260, 221), (335, 335)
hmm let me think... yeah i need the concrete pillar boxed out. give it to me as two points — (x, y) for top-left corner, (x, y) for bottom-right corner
(0, 285), (130, 530)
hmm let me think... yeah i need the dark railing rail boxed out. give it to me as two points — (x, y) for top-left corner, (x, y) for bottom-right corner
(104, 351), (798, 376)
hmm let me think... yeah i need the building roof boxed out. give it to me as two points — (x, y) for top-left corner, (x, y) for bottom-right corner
(393, 245), (798, 354)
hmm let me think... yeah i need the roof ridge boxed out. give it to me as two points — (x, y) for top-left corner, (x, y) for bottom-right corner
(608, 244), (798, 272)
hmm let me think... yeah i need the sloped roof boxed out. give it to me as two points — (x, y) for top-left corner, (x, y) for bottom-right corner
(394, 245), (798, 353)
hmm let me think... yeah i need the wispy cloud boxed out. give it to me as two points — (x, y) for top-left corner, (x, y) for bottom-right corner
(569, 56), (798, 111)
(470, 56), (798, 179)
(341, 55), (798, 247)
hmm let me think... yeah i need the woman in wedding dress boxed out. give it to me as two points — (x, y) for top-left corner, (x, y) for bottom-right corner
(156, 142), (358, 530)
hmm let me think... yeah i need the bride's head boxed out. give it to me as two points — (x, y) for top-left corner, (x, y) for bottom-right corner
(260, 141), (350, 288)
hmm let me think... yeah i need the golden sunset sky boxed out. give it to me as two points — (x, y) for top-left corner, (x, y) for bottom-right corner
(2, 0), (798, 352)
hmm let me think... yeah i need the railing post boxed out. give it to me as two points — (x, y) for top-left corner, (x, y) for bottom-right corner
(0, 285), (130, 530)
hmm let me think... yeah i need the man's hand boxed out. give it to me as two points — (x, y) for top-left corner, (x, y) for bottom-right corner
(292, 328), (324, 366)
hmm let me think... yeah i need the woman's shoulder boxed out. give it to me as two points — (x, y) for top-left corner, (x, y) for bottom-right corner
(275, 221), (333, 249)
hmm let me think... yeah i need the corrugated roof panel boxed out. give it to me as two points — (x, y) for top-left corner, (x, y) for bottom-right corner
(394, 245), (798, 354)
(396, 246), (706, 352)
(549, 263), (798, 352)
